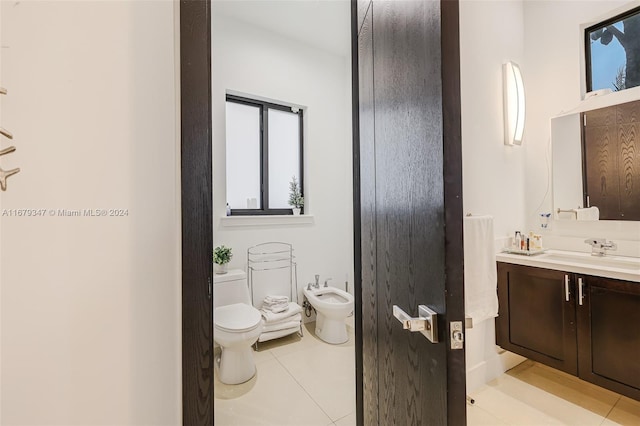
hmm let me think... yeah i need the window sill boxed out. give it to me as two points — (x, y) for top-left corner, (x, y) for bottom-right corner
(220, 214), (315, 228)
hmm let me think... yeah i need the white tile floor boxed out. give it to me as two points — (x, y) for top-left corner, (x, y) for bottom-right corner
(214, 321), (356, 426)
(468, 360), (640, 426)
(215, 324), (640, 426)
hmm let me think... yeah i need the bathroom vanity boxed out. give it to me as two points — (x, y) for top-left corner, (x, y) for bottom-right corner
(495, 251), (640, 401)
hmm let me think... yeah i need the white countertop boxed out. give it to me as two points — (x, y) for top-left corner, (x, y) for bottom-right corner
(496, 249), (640, 283)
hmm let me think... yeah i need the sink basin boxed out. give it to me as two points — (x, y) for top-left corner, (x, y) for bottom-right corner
(540, 251), (640, 272)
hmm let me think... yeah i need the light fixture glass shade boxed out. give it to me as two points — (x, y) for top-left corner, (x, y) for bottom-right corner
(503, 61), (526, 146)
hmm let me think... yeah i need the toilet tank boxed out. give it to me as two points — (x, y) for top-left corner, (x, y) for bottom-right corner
(213, 270), (250, 308)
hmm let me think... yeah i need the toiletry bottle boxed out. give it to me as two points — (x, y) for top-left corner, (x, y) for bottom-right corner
(226, 203), (231, 216)
(515, 232), (521, 251)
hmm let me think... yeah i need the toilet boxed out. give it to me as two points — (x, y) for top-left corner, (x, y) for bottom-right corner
(303, 285), (354, 344)
(214, 269), (264, 385)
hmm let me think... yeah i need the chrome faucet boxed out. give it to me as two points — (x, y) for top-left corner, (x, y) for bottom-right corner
(585, 238), (617, 256)
(314, 274), (320, 289)
(324, 278), (332, 288)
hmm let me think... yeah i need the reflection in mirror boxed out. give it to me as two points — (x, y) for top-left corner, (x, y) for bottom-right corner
(552, 99), (640, 221)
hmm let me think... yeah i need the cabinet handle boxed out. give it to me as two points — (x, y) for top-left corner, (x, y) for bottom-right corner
(564, 275), (570, 302)
(578, 277), (585, 306)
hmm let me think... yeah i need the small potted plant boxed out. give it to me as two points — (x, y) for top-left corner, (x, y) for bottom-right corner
(288, 176), (304, 215)
(213, 245), (233, 274)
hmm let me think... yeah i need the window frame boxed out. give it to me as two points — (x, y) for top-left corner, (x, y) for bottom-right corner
(584, 5), (640, 93)
(225, 94), (304, 216)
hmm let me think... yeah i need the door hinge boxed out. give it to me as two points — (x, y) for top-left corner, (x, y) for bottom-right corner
(208, 276), (212, 300)
(583, 115), (587, 126)
(450, 321), (464, 350)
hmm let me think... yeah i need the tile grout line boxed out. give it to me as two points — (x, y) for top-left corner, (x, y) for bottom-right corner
(273, 354), (337, 423)
(600, 395), (622, 426)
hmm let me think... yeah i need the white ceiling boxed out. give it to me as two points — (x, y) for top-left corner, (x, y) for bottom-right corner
(212, 0), (351, 57)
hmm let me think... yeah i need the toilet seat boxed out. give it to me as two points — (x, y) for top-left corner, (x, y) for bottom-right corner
(214, 303), (262, 333)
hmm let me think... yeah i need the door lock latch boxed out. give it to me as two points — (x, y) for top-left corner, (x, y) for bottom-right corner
(450, 321), (464, 350)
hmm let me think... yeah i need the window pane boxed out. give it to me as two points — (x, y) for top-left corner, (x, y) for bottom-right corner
(268, 109), (301, 209)
(588, 8), (640, 92)
(226, 101), (261, 210)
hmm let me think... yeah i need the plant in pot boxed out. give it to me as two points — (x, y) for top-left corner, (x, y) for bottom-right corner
(213, 245), (233, 274)
(288, 176), (304, 215)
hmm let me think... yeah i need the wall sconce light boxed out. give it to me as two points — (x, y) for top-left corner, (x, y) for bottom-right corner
(503, 61), (526, 146)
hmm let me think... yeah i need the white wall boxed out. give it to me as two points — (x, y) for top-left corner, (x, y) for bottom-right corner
(211, 12), (354, 304)
(0, 1), (181, 424)
(460, 0), (528, 392)
(523, 0), (640, 247)
(462, 0), (640, 392)
(460, 0), (527, 239)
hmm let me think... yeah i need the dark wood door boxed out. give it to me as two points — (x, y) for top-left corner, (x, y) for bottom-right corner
(582, 99), (640, 220)
(357, 6), (378, 426)
(576, 275), (640, 400)
(496, 263), (578, 375)
(181, 0), (214, 424)
(616, 101), (640, 220)
(356, 0), (466, 424)
(583, 107), (619, 220)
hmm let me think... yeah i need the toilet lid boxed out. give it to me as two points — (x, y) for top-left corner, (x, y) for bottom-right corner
(214, 303), (262, 332)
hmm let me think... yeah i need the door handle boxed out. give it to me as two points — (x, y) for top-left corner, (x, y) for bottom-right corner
(393, 304), (439, 343)
(578, 277), (585, 306)
(564, 274), (570, 302)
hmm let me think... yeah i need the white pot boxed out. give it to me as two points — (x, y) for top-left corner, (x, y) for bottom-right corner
(215, 263), (228, 274)
(292, 208), (301, 216)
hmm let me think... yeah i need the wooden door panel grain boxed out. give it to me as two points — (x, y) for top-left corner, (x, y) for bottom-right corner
(357, 7), (378, 425)
(583, 118), (620, 219)
(583, 100), (640, 220)
(356, 0), (465, 423)
(373, 1), (448, 424)
(618, 123), (639, 219)
(357, 0), (370, 36)
(181, 0), (214, 424)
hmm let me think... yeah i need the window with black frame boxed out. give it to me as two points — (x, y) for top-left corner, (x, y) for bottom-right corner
(586, 6), (640, 93)
(225, 95), (304, 215)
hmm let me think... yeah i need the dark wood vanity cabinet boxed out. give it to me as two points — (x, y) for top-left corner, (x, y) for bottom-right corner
(496, 263), (578, 375)
(576, 275), (640, 400)
(496, 262), (640, 400)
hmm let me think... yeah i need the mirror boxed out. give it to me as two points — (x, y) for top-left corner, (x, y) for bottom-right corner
(552, 99), (640, 221)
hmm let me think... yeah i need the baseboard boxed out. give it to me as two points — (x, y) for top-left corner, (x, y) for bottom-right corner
(466, 350), (526, 393)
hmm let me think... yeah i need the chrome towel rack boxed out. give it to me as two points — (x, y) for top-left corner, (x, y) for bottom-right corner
(556, 208), (577, 218)
(0, 85), (20, 191)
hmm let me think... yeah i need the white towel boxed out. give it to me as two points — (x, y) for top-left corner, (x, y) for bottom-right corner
(260, 302), (302, 323)
(576, 206), (599, 221)
(263, 295), (289, 304)
(263, 318), (302, 333)
(262, 295), (290, 313)
(463, 216), (499, 324)
(262, 303), (288, 313)
(262, 313), (302, 327)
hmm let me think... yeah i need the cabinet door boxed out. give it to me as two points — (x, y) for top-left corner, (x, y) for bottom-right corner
(496, 263), (578, 375)
(577, 275), (640, 400)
